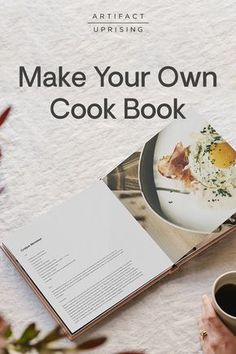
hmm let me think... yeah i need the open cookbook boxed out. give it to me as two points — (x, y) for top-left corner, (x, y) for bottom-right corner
(2, 114), (236, 340)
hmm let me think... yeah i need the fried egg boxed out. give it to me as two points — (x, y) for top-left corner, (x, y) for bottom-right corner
(188, 125), (236, 198)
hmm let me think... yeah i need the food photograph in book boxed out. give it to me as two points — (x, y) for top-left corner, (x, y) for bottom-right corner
(104, 116), (236, 263)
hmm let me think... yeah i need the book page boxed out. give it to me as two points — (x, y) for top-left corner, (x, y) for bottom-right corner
(3, 180), (172, 334)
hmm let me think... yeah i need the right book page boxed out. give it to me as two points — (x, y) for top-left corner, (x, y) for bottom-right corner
(104, 113), (236, 263)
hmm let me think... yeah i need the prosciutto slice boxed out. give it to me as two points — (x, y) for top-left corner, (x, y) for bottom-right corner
(158, 142), (195, 186)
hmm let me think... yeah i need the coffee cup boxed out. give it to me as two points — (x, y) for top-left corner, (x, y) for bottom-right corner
(212, 271), (236, 335)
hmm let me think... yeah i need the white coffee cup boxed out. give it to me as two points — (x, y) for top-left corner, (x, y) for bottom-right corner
(212, 271), (236, 335)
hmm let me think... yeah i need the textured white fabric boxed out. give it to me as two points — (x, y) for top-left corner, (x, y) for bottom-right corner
(0, 1), (235, 353)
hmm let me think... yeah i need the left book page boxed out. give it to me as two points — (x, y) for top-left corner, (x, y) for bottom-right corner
(2, 180), (172, 335)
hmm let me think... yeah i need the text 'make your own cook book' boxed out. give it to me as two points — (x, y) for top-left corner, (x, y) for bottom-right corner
(2, 114), (236, 339)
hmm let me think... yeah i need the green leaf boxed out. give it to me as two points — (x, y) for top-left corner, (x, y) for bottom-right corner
(16, 323), (40, 345)
(77, 336), (107, 350)
(36, 326), (65, 347)
(4, 325), (12, 339)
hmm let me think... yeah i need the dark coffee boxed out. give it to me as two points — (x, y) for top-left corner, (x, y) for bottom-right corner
(215, 284), (236, 317)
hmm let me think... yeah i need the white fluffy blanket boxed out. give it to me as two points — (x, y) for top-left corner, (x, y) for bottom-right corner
(0, 1), (235, 353)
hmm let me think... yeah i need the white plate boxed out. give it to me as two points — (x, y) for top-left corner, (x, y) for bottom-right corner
(153, 118), (236, 233)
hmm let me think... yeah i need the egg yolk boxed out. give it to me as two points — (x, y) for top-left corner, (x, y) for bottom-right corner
(210, 142), (236, 168)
